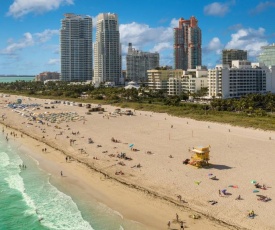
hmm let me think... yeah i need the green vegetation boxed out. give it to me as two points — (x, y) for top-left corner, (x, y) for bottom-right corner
(1, 80), (275, 130)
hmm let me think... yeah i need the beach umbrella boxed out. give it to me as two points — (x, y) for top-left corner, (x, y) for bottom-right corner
(129, 144), (134, 148)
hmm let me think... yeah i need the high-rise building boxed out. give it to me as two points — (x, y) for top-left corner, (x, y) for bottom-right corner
(222, 49), (247, 67)
(258, 44), (275, 66)
(60, 13), (93, 82)
(94, 13), (121, 85)
(126, 43), (159, 83)
(174, 16), (202, 70)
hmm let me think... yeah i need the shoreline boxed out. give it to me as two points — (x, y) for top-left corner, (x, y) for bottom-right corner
(1, 94), (275, 229)
(1, 122), (233, 230)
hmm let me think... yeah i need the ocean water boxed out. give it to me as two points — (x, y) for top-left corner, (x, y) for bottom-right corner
(0, 132), (145, 230)
(0, 77), (34, 83)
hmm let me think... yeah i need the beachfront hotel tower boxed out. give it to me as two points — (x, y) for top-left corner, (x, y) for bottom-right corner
(126, 43), (159, 83)
(174, 16), (202, 70)
(222, 49), (247, 67)
(258, 44), (275, 67)
(60, 13), (93, 82)
(94, 13), (122, 85)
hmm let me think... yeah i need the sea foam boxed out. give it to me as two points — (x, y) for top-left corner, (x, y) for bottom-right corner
(0, 151), (10, 167)
(5, 174), (37, 214)
(30, 177), (94, 230)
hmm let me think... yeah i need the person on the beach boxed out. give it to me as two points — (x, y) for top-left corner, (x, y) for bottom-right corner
(219, 189), (222, 196)
(235, 195), (241, 200)
(167, 220), (171, 228)
(176, 213), (179, 222)
(248, 210), (255, 218)
(61, 171), (63, 176)
(180, 221), (184, 230)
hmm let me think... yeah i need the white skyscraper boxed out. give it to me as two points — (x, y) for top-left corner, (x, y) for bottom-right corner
(126, 43), (159, 83)
(60, 13), (93, 82)
(94, 13), (121, 85)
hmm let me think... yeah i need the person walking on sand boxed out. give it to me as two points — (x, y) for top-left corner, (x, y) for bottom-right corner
(180, 221), (184, 230)
(176, 213), (179, 222)
(167, 220), (171, 228)
(61, 171), (63, 176)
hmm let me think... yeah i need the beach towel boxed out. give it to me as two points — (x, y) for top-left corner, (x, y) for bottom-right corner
(229, 185), (238, 188)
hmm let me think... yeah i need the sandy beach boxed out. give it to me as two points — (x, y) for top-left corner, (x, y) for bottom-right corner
(1, 94), (275, 230)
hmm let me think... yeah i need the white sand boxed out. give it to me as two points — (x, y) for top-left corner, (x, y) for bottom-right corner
(1, 94), (275, 230)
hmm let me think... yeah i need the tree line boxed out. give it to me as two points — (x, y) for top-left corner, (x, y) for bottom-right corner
(0, 80), (275, 117)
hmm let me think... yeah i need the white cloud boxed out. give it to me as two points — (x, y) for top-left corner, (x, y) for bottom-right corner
(204, 1), (234, 17)
(225, 27), (268, 57)
(47, 59), (60, 65)
(92, 16), (97, 28)
(119, 19), (174, 52)
(202, 37), (224, 67)
(35, 29), (59, 43)
(150, 42), (171, 53)
(119, 19), (176, 68)
(170, 18), (179, 28)
(1, 33), (34, 55)
(1, 29), (59, 57)
(250, 1), (275, 15)
(8, 0), (74, 18)
(208, 37), (223, 54)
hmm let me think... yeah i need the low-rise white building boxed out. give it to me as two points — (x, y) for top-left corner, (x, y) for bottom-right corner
(181, 66), (208, 95)
(167, 66), (208, 96)
(147, 69), (182, 91)
(208, 60), (273, 98)
(148, 67), (208, 96)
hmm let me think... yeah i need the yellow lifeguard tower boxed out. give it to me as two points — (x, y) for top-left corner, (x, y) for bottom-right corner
(189, 145), (210, 168)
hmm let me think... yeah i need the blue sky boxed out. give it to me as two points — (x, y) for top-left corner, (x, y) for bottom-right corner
(1, 0), (275, 75)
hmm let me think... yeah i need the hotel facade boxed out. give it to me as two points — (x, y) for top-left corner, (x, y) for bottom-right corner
(222, 49), (247, 67)
(126, 43), (159, 83)
(60, 13), (93, 82)
(174, 16), (202, 70)
(258, 44), (275, 67)
(93, 13), (121, 85)
(208, 60), (269, 98)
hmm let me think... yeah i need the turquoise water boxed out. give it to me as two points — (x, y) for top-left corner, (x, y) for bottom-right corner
(0, 131), (145, 230)
(0, 77), (34, 83)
